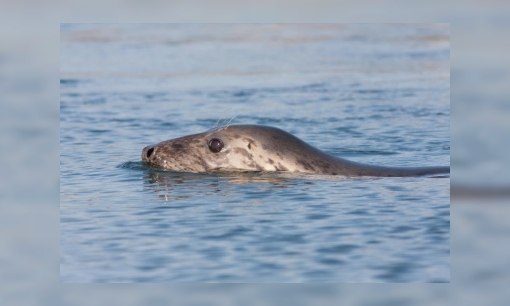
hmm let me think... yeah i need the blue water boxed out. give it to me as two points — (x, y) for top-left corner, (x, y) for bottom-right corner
(60, 24), (450, 282)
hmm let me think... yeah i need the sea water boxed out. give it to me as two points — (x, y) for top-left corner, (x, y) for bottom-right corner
(60, 24), (449, 282)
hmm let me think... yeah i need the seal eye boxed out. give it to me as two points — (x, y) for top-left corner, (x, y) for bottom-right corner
(208, 138), (224, 153)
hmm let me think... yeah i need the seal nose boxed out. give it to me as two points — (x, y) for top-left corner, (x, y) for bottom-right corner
(142, 146), (155, 162)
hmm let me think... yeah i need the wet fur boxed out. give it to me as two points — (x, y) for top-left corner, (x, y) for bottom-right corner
(142, 125), (450, 177)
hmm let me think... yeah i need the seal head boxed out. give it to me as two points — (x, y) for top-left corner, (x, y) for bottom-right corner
(142, 125), (308, 173)
(142, 124), (450, 177)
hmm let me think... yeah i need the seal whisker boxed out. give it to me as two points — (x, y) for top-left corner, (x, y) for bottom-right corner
(226, 111), (243, 128)
(213, 107), (233, 128)
(220, 118), (229, 127)
(212, 118), (223, 128)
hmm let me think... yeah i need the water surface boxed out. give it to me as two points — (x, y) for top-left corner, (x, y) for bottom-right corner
(60, 24), (450, 282)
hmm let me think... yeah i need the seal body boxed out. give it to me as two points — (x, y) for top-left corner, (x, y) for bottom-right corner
(141, 125), (449, 177)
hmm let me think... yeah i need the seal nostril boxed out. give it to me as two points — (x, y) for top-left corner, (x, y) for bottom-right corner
(147, 148), (154, 158)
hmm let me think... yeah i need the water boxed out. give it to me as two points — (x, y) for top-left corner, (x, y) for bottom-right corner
(60, 24), (449, 283)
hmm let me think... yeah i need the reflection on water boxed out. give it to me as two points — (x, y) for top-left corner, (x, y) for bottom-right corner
(141, 169), (305, 203)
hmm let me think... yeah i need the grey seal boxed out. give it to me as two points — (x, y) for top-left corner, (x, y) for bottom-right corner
(141, 124), (449, 177)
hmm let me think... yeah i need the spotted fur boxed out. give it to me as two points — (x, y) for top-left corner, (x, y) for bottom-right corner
(141, 124), (450, 177)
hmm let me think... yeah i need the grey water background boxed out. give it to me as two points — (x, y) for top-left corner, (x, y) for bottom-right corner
(60, 24), (450, 283)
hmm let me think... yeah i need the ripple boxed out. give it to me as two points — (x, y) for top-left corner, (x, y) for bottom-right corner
(318, 244), (359, 254)
(201, 227), (251, 240)
(60, 79), (81, 86)
(390, 225), (419, 234)
(318, 258), (345, 265)
(376, 261), (416, 282)
(117, 161), (146, 171)
(306, 214), (331, 220)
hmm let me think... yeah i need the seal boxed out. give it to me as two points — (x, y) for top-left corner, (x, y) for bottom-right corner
(141, 125), (450, 177)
